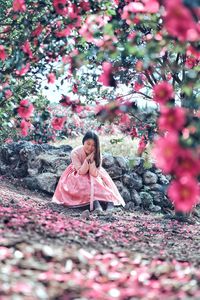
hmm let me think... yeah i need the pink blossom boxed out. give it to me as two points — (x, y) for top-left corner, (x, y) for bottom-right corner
(17, 99), (34, 119)
(55, 27), (72, 38)
(152, 132), (180, 174)
(168, 176), (199, 212)
(185, 56), (198, 69)
(51, 117), (66, 130)
(13, 0), (26, 12)
(164, 1), (199, 42)
(186, 46), (200, 60)
(15, 63), (30, 76)
(158, 106), (186, 132)
(31, 24), (43, 37)
(47, 73), (56, 84)
(53, 0), (69, 16)
(98, 62), (116, 87)
(20, 119), (31, 136)
(175, 149), (200, 178)
(153, 81), (174, 105)
(0, 45), (7, 60)
(122, 1), (159, 24)
(21, 41), (33, 59)
(137, 136), (147, 155)
(134, 81), (144, 92)
(79, 0), (90, 11)
(4, 89), (13, 99)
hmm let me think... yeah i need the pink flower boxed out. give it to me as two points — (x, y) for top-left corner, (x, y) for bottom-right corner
(134, 81), (144, 92)
(51, 117), (66, 130)
(53, 0), (68, 16)
(20, 119), (31, 136)
(158, 106), (186, 132)
(98, 62), (116, 87)
(175, 149), (200, 178)
(153, 81), (174, 105)
(79, 0), (90, 11)
(168, 176), (199, 212)
(59, 95), (71, 107)
(32, 24), (43, 37)
(17, 99), (34, 118)
(4, 89), (13, 99)
(164, 1), (199, 42)
(16, 63), (30, 76)
(0, 45), (7, 60)
(21, 41), (33, 59)
(72, 84), (78, 93)
(185, 56), (198, 69)
(152, 132), (180, 174)
(55, 27), (72, 38)
(47, 73), (56, 84)
(137, 136), (147, 155)
(13, 0), (26, 12)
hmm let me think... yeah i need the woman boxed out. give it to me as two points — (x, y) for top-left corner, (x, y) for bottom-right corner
(52, 131), (125, 211)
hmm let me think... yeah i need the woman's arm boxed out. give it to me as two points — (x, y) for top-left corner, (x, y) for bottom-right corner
(71, 151), (89, 175)
(89, 161), (99, 177)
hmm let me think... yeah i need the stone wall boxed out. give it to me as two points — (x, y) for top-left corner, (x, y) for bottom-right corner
(0, 141), (173, 213)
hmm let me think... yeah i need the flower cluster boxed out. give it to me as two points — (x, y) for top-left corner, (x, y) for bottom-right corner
(152, 82), (200, 212)
(17, 99), (34, 136)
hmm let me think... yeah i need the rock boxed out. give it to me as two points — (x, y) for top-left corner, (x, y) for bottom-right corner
(36, 172), (58, 194)
(158, 174), (170, 185)
(102, 155), (115, 169)
(150, 191), (165, 207)
(125, 201), (135, 211)
(81, 210), (90, 220)
(128, 172), (143, 191)
(130, 189), (142, 206)
(149, 205), (162, 212)
(114, 181), (124, 193)
(121, 187), (131, 202)
(106, 166), (123, 179)
(149, 183), (165, 192)
(143, 171), (158, 185)
(115, 156), (129, 170)
(37, 153), (71, 174)
(140, 192), (153, 209)
(132, 157), (145, 175)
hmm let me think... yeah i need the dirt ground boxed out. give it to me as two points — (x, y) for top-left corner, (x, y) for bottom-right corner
(0, 177), (200, 300)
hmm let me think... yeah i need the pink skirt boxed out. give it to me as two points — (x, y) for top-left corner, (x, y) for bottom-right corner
(52, 164), (125, 210)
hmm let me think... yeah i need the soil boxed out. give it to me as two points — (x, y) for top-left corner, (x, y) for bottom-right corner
(0, 177), (200, 300)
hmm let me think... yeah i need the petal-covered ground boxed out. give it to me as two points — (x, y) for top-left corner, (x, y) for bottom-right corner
(0, 177), (200, 299)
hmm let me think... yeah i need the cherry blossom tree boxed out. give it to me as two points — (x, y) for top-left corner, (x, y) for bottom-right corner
(0, 0), (199, 212)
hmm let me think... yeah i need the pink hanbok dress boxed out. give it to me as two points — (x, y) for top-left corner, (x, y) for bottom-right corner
(52, 145), (125, 210)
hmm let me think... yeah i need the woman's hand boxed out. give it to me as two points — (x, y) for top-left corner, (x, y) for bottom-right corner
(86, 152), (94, 163)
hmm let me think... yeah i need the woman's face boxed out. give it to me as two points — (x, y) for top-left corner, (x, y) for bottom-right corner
(83, 138), (95, 155)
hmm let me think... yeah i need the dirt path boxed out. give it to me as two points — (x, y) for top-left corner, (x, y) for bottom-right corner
(0, 177), (200, 299)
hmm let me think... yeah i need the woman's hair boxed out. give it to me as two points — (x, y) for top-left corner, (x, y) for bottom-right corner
(82, 131), (101, 167)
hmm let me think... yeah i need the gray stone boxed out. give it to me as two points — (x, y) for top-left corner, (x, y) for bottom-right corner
(106, 166), (123, 179)
(121, 187), (131, 202)
(149, 183), (164, 192)
(102, 155), (115, 168)
(149, 205), (162, 212)
(35, 172), (58, 194)
(143, 171), (158, 185)
(125, 201), (135, 211)
(158, 174), (170, 185)
(130, 189), (142, 206)
(128, 172), (143, 191)
(140, 192), (153, 209)
(114, 181), (124, 193)
(115, 156), (129, 170)
(132, 157), (145, 175)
